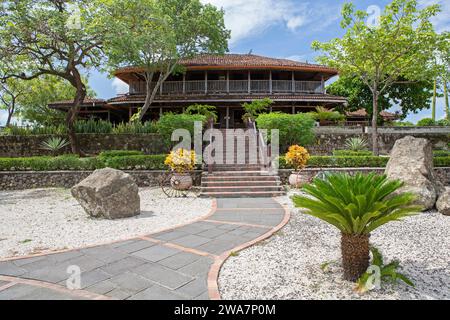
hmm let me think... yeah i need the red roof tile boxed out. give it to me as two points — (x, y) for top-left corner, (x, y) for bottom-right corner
(48, 98), (107, 106)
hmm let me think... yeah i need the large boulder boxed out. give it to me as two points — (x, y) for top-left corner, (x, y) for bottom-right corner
(385, 136), (437, 211)
(436, 187), (450, 216)
(71, 168), (140, 219)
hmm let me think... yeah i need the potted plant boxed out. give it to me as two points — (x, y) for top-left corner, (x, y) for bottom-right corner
(164, 148), (196, 190)
(285, 145), (310, 188)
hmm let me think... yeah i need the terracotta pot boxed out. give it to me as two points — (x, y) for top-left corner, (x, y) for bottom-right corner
(170, 173), (193, 190)
(289, 172), (304, 188)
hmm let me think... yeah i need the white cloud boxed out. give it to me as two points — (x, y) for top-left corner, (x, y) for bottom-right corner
(0, 110), (7, 126)
(203, 0), (339, 45)
(112, 78), (129, 95)
(418, 0), (450, 32)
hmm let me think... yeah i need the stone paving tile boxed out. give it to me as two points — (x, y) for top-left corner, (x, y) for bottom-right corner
(12, 256), (46, 267)
(80, 246), (129, 264)
(18, 257), (56, 273)
(21, 263), (72, 284)
(113, 240), (157, 254)
(0, 262), (27, 277)
(128, 285), (187, 300)
(108, 272), (153, 293)
(63, 255), (106, 273)
(0, 283), (79, 300)
(132, 245), (181, 262)
(195, 239), (237, 255)
(47, 251), (84, 263)
(158, 252), (201, 270)
(78, 269), (112, 289)
(152, 230), (190, 241)
(131, 263), (194, 290)
(175, 277), (207, 299)
(171, 234), (211, 248)
(107, 288), (134, 300)
(177, 257), (214, 277)
(194, 291), (209, 300)
(100, 256), (147, 276)
(215, 223), (240, 231)
(86, 279), (118, 295)
(196, 228), (230, 238)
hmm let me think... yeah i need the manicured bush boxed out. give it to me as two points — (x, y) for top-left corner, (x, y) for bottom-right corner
(98, 150), (145, 158)
(434, 156), (450, 167)
(416, 118), (436, 126)
(0, 155), (101, 171)
(74, 119), (113, 134)
(112, 121), (158, 134)
(156, 113), (207, 145)
(436, 119), (450, 126)
(256, 112), (315, 150)
(102, 155), (168, 170)
(333, 150), (373, 157)
(433, 150), (450, 157)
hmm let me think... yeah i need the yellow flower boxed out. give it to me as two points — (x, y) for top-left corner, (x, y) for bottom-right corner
(285, 145), (310, 171)
(164, 148), (196, 173)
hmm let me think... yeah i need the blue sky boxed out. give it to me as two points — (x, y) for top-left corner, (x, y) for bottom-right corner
(2, 0), (449, 125)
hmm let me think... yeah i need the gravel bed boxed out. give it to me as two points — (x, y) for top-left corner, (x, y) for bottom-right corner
(219, 190), (450, 300)
(0, 187), (212, 258)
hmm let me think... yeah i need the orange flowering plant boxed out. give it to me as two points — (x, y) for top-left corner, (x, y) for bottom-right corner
(285, 145), (310, 171)
(164, 148), (196, 173)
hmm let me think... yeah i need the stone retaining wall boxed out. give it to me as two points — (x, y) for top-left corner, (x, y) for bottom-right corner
(1, 168), (448, 191)
(0, 170), (203, 191)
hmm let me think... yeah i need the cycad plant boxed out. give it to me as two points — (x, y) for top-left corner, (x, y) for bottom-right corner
(292, 173), (420, 281)
(40, 137), (70, 156)
(344, 137), (368, 151)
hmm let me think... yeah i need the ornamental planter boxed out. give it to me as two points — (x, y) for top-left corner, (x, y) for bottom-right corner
(289, 172), (304, 188)
(170, 173), (193, 190)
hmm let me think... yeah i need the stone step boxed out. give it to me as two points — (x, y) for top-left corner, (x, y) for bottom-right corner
(210, 165), (263, 171)
(200, 191), (285, 198)
(205, 171), (274, 177)
(202, 175), (280, 182)
(201, 185), (283, 193)
(202, 180), (281, 187)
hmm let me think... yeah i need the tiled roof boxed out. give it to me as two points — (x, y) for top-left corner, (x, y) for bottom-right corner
(115, 54), (338, 75)
(107, 93), (347, 104)
(48, 98), (107, 106)
(346, 108), (398, 119)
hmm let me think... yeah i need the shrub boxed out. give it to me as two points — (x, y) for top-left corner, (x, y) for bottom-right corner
(344, 137), (368, 151)
(285, 145), (310, 171)
(98, 150), (144, 158)
(40, 137), (70, 156)
(292, 173), (419, 281)
(436, 119), (450, 126)
(74, 119), (113, 134)
(434, 156), (450, 167)
(156, 113), (206, 145)
(185, 104), (218, 123)
(256, 112), (315, 150)
(102, 155), (167, 170)
(433, 150), (450, 157)
(112, 121), (158, 134)
(242, 98), (273, 122)
(307, 106), (345, 123)
(164, 148), (196, 173)
(0, 155), (101, 171)
(416, 118), (436, 126)
(333, 150), (373, 157)
(392, 121), (414, 127)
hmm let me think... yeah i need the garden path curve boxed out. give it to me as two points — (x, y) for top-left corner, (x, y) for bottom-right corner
(0, 197), (289, 300)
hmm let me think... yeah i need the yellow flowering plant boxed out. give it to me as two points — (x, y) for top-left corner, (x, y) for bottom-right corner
(164, 148), (196, 173)
(285, 145), (310, 171)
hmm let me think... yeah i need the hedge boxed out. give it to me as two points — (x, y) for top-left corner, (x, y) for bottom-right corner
(278, 155), (450, 168)
(433, 150), (450, 157)
(98, 150), (145, 158)
(332, 150), (373, 157)
(1, 154), (448, 171)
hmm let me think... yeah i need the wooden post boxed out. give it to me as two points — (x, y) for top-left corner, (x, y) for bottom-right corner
(205, 71), (208, 94)
(269, 70), (272, 94)
(226, 70), (230, 93)
(226, 106), (230, 129)
(129, 107), (132, 121)
(159, 107), (163, 117)
(248, 71), (251, 94)
(182, 74), (186, 94)
(292, 71), (295, 93)
(292, 105), (295, 114)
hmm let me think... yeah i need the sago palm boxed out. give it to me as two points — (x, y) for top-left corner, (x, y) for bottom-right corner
(292, 173), (420, 281)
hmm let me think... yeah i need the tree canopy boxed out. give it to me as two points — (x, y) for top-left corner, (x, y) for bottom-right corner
(101, 0), (230, 120)
(312, 0), (440, 154)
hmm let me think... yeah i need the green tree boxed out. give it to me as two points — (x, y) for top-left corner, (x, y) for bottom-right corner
(0, 78), (27, 126)
(0, 1), (104, 155)
(18, 76), (96, 126)
(101, 0), (230, 121)
(312, 0), (440, 155)
(327, 75), (434, 120)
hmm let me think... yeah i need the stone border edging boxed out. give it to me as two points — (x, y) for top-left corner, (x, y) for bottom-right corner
(206, 197), (291, 300)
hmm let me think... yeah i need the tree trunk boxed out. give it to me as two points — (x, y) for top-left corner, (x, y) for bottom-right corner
(444, 81), (449, 120)
(6, 109), (13, 127)
(371, 90), (379, 156)
(432, 78), (437, 121)
(341, 233), (370, 282)
(66, 69), (86, 156)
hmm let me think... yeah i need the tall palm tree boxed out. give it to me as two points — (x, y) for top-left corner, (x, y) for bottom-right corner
(292, 173), (420, 281)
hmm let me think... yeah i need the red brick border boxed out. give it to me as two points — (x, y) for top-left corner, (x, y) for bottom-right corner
(207, 198), (291, 300)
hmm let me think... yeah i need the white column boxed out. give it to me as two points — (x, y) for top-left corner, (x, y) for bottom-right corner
(226, 106), (230, 129)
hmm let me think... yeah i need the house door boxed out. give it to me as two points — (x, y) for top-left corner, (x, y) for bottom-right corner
(232, 109), (246, 128)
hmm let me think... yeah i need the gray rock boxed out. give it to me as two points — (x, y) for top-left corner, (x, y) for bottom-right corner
(71, 168), (140, 219)
(385, 136), (437, 210)
(436, 187), (450, 216)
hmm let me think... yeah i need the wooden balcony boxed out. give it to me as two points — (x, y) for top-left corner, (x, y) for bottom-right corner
(129, 80), (324, 95)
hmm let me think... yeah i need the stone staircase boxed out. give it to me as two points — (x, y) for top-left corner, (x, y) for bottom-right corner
(200, 129), (285, 198)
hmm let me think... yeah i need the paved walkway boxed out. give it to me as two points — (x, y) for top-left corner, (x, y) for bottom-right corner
(0, 198), (289, 300)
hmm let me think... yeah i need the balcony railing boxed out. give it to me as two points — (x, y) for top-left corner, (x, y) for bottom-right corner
(129, 80), (324, 95)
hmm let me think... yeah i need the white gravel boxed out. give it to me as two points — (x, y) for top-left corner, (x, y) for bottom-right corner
(219, 190), (450, 300)
(0, 187), (212, 259)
